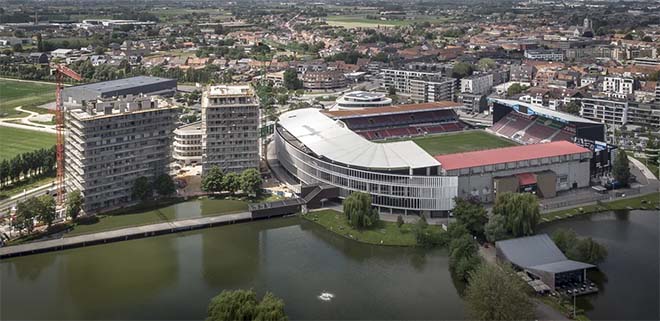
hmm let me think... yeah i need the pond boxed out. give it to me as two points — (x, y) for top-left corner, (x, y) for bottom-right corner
(1, 217), (466, 320)
(539, 210), (659, 320)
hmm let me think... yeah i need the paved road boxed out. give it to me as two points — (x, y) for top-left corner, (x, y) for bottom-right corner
(535, 300), (570, 321)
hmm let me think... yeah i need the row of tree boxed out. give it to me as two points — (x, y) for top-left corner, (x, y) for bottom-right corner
(0, 147), (56, 188)
(201, 166), (263, 196)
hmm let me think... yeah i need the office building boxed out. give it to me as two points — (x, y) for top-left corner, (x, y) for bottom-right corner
(461, 73), (493, 95)
(173, 122), (203, 165)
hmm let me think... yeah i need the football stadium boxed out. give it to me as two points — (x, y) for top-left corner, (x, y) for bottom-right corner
(274, 100), (606, 216)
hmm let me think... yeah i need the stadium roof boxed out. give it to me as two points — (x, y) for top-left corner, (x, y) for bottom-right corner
(278, 108), (440, 170)
(491, 98), (600, 124)
(66, 76), (174, 95)
(435, 141), (590, 171)
(322, 101), (461, 119)
(496, 234), (595, 273)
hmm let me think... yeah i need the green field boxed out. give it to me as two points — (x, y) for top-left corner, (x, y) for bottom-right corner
(326, 15), (450, 28)
(0, 79), (56, 118)
(66, 198), (249, 237)
(0, 127), (55, 161)
(410, 131), (518, 155)
(304, 209), (443, 246)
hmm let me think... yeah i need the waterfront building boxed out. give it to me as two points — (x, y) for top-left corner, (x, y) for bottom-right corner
(65, 95), (180, 213)
(201, 84), (260, 174)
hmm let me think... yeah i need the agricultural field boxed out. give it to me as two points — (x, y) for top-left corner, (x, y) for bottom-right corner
(0, 79), (56, 118)
(325, 15), (451, 28)
(0, 127), (55, 161)
(412, 130), (518, 155)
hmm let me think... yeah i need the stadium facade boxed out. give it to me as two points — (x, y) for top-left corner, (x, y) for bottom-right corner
(274, 101), (604, 214)
(275, 108), (458, 215)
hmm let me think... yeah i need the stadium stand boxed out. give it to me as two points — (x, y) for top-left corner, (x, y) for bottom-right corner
(323, 102), (468, 141)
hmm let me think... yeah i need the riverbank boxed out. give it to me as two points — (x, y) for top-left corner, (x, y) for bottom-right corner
(303, 209), (442, 246)
(541, 192), (659, 224)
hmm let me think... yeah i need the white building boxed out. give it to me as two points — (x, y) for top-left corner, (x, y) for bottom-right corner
(603, 76), (635, 98)
(334, 91), (392, 110)
(201, 84), (260, 174)
(173, 122), (202, 165)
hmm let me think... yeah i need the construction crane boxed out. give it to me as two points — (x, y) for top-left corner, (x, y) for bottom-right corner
(53, 64), (82, 208)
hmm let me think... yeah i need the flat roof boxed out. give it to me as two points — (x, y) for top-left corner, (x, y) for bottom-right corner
(66, 76), (174, 94)
(435, 140), (590, 171)
(322, 101), (461, 119)
(491, 98), (600, 124)
(207, 84), (253, 97)
(278, 108), (440, 170)
(496, 234), (595, 274)
(342, 91), (386, 99)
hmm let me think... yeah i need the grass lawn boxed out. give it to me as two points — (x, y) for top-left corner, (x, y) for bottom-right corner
(542, 192), (660, 223)
(304, 209), (442, 246)
(326, 15), (450, 28)
(0, 127), (55, 161)
(0, 79), (56, 118)
(66, 198), (249, 237)
(411, 131), (518, 155)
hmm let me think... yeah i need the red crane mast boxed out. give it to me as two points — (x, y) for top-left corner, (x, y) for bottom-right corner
(53, 65), (82, 207)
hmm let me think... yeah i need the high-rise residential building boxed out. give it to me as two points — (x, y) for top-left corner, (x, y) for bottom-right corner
(201, 84), (260, 174)
(65, 95), (180, 213)
(460, 73), (493, 95)
(381, 68), (456, 102)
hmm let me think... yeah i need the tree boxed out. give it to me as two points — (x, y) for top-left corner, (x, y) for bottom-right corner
(484, 214), (508, 243)
(207, 289), (257, 321)
(563, 101), (581, 115)
(465, 263), (535, 321)
(493, 193), (540, 237)
(452, 197), (488, 239)
(36, 194), (56, 227)
(506, 83), (526, 97)
(342, 192), (379, 229)
(612, 149), (631, 186)
(551, 228), (578, 253)
(240, 168), (262, 196)
(202, 166), (225, 193)
(154, 174), (176, 196)
(222, 172), (241, 195)
(206, 290), (287, 321)
(396, 215), (404, 229)
(66, 190), (84, 220)
(623, 33), (634, 40)
(15, 197), (38, 233)
(283, 68), (302, 90)
(477, 58), (496, 71)
(449, 232), (480, 281)
(388, 86), (396, 96)
(567, 237), (608, 265)
(132, 176), (152, 201)
(254, 292), (287, 321)
(451, 62), (473, 79)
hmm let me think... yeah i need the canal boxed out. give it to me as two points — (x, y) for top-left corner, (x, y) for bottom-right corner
(539, 210), (659, 320)
(1, 217), (466, 320)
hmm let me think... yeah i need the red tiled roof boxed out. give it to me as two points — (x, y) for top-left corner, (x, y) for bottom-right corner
(435, 141), (590, 171)
(322, 101), (462, 119)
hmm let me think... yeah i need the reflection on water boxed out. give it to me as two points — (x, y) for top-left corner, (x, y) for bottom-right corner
(1, 217), (465, 320)
(540, 210), (659, 320)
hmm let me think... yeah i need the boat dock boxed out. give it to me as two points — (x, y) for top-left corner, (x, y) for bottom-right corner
(0, 212), (255, 259)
